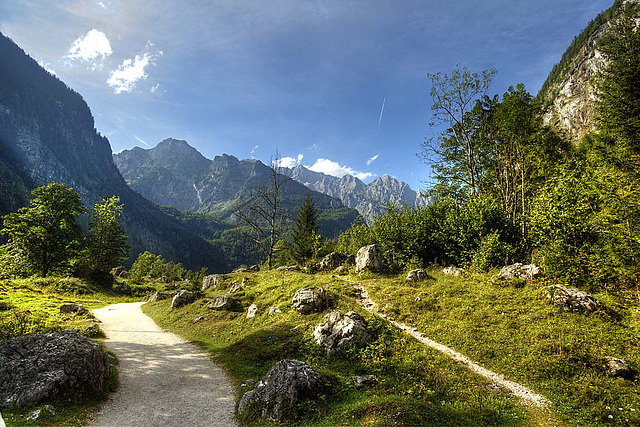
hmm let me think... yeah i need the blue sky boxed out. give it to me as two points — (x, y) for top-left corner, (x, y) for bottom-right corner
(1, 0), (613, 189)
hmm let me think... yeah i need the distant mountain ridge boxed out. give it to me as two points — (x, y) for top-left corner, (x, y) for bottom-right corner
(114, 139), (427, 224)
(114, 138), (358, 237)
(289, 165), (429, 223)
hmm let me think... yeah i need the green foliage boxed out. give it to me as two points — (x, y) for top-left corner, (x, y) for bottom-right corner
(337, 216), (372, 255)
(83, 196), (129, 283)
(0, 183), (85, 276)
(355, 197), (518, 270)
(290, 194), (319, 265)
(129, 251), (186, 281)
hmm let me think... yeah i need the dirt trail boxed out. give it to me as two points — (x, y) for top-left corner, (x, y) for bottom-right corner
(353, 283), (552, 409)
(90, 302), (236, 427)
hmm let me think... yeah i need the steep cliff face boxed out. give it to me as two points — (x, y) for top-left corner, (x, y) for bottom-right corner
(290, 166), (428, 223)
(539, 0), (637, 142)
(0, 33), (227, 271)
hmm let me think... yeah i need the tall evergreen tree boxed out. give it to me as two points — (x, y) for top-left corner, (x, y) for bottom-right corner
(291, 194), (318, 265)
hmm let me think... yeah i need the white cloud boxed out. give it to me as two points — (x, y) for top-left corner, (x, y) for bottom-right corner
(134, 135), (150, 147)
(366, 154), (379, 165)
(97, 1), (111, 9)
(278, 154), (303, 168)
(150, 83), (160, 93)
(38, 60), (56, 76)
(250, 145), (259, 154)
(107, 45), (163, 94)
(307, 158), (373, 180)
(64, 29), (112, 70)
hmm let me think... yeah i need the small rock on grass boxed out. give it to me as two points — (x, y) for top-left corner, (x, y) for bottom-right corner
(268, 306), (281, 315)
(604, 356), (634, 379)
(246, 304), (258, 319)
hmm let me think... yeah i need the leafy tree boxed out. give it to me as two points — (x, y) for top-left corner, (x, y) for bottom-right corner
(290, 194), (319, 265)
(0, 183), (85, 276)
(84, 196), (129, 281)
(421, 65), (497, 198)
(337, 216), (372, 256)
(129, 251), (186, 281)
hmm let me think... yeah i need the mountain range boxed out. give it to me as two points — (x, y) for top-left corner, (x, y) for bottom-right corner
(114, 139), (427, 224)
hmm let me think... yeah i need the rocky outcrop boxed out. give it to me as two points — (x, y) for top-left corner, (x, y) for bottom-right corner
(355, 245), (386, 273)
(0, 331), (111, 409)
(292, 288), (326, 314)
(170, 290), (197, 309)
(497, 263), (540, 281)
(544, 285), (601, 313)
(238, 359), (324, 421)
(228, 281), (242, 294)
(208, 295), (240, 311)
(148, 291), (177, 302)
(202, 274), (225, 291)
(276, 265), (301, 272)
(315, 252), (350, 271)
(313, 311), (370, 355)
(406, 269), (428, 283)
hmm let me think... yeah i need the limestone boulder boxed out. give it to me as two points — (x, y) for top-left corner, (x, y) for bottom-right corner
(238, 359), (324, 421)
(0, 331), (111, 409)
(544, 285), (600, 313)
(170, 290), (197, 309)
(355, 245), (386, 273)
(268, 306), (281, 315)
(148, 291), (177, 302)
(208, 295), (240, 311)
(246, 304), (258, 319)
(497, 263), (541, 281)
(228, 281), (242, 294)
(604, 356), (634, 379)
(315, 252), (349, 271)
(442, 266), (465, 277)
(406, 269), (428, 283)
(292, 287), (326, 314)
(59, 303), (87, 315)
(202, 274), (225, 291)
(313, 311), (370, 355)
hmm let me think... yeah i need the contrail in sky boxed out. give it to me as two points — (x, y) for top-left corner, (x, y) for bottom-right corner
(377, 97), (386, 132)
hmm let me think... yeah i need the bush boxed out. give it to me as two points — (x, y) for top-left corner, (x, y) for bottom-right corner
(471, 231), (512, 271)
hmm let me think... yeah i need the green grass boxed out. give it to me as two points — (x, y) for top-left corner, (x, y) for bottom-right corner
(363, 268), (640, 426)
(143, 269), (539, 426)
(0, 275), (143, 426)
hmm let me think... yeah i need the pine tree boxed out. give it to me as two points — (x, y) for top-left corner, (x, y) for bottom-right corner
(291, 194), (318, 265)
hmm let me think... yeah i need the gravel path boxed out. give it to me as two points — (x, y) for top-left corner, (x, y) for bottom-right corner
(90, 302), (236, 427)
(354, 283), (551, 408)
